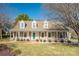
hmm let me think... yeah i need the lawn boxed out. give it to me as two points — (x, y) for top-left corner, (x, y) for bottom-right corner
(0, 41), (79, 56)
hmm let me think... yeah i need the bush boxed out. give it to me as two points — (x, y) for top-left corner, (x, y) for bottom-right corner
(17, 39), (19, 41)
(36, 39), (39, 42)
(21, 39), (23, 41)
(54, 40), (57, 42)
(40, 39), (42, 42)
(27, 39), (30, 41)
(60, 40), (64, 43)
(48, 40), (52, 42)
(67, 40), (71, 43)
(43, 40), (46, 42)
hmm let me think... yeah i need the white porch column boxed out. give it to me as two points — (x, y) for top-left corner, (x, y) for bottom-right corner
(15, 32), (17, 41)
(18, 31), (20, 40)
(22, 32), (24, 40)
(55, 32), (57, 40)
(46, 32), (48, 41)
(13, 32), (14, 40)
(10, 31), (11, 40)
(39, 32), (40, 40)
(67, 32), (71, 40)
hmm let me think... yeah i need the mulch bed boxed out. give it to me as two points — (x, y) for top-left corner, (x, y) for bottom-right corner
(0, 44), (13, 56)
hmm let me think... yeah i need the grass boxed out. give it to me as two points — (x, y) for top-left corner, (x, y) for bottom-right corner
(0, 41), (79, 56)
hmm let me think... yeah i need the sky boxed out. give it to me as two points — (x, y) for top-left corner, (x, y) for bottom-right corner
(0, 3), (59, 21)
(0, 3), (49, 20)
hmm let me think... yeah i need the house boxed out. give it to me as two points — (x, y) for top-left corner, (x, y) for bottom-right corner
(10, 20), (71, 42)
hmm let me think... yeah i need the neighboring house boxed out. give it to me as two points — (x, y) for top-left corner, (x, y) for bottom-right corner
(10, 20), (71, 42)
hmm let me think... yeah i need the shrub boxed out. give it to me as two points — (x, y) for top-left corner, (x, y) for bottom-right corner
(17, 39), (19, 41)
(60, 40), (64, 43)
(21, 39), (23, 41)
(43, 40), (46, 42)
(40, 39), (42, 42)
(48, 40), (52, 42)
(54, 40), (57, 42)
(27, 39), (30, 41)
(24, 39), (25, 41)
(36, 39), (39, 42)
(67, 40), (71, 43)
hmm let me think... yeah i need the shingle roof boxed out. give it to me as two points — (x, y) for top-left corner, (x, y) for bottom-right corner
(10, 20), (69, 32)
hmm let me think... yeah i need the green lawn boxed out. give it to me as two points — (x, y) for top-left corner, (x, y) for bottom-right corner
(0, 41), (79, 56)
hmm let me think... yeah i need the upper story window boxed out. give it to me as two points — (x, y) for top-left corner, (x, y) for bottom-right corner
(19, 20), (25, 29)
(43, 20), (48, 29)
(32, 20), (37, 29)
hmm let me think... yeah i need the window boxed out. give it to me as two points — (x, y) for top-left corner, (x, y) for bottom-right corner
(14, 32), (17, 37)
(32, 21), (37, 29)
(20, 32), (23, 37)
(42, 32), (44, 37)
(24, 32), (27, 37)
(11, 32), (13, 37)
(43, 21), (48, 29)
(19, 21), (25, 29)
(63, 32), (67, 38)
(45, 32), (46, 36)
(29, 32), (31, 36)
(52, 32), (55, 37)
(48, 32), (51, 37)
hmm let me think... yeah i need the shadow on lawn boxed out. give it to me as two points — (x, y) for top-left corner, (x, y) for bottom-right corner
(0, 44), (21, 56)
(59, 40), (79, 47)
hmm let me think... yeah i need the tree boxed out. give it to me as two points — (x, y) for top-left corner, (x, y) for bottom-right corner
(16, 14), (31, 21)
(0, 14), (12, 39)
(14, 14), (32, 27)
(43, 3), (79, 42)
(0, 4), (17, 39)
(15, 13), (31, 24)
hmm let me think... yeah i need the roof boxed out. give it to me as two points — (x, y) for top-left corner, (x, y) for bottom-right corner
(10, 20), (69, 32)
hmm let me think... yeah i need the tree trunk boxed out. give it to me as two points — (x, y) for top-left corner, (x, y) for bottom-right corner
(74, 29), (79, 42)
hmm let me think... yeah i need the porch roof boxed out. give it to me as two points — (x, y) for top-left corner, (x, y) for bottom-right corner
(10, 28), (69, 32)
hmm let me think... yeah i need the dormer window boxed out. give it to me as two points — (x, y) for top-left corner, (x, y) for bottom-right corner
(43, 20), (48, 29)
(32, 20), (37, 29)
(19, 20), (25, 29)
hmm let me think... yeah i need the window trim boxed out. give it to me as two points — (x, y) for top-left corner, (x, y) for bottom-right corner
(32, 21), (37, 29)
(43, 21), (48, 29)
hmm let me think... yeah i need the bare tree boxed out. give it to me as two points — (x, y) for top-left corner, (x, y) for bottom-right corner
(43, 3), (79, 42)
(0, 4), (18, 39)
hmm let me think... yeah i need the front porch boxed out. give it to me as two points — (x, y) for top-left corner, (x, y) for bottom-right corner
(10, 30), (71, 42)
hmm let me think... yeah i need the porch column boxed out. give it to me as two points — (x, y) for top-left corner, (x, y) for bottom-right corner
(18, 31), (20, 40)
(67, 32), (71, 40)
(39, 32), (40, 40)
(29, 32), (31, 40)
(23, 32), (24, 40)
(15, 32), (17, 41)
(10, 31), (11, 40)
(13, 32), (14, 40)
(65, 32), (67, 40)
(46, 32), (48, 41)
(55, 32), (57, 40)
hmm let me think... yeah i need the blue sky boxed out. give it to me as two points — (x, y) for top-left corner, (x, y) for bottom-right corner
(0, 3), (48, 20)
(0, 3), (59, 21)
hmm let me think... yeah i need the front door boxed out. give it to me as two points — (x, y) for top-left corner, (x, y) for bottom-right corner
(33, 32), (35, 40)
